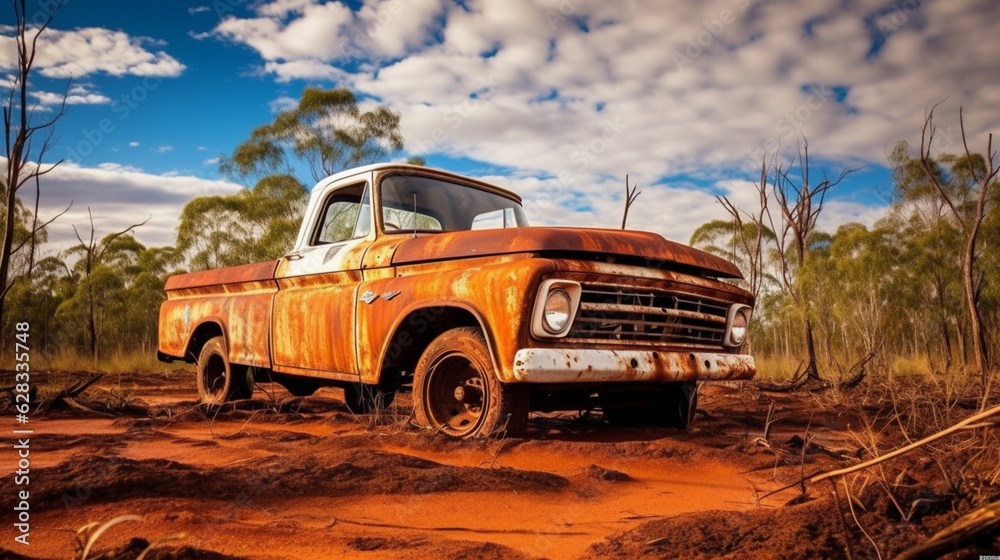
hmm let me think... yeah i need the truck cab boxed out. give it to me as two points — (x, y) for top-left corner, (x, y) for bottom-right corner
(158, 163), (755, 437)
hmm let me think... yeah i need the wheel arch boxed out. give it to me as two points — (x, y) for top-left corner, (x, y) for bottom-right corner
(375, 304), (499, 386)
(185, 320), (227, 364)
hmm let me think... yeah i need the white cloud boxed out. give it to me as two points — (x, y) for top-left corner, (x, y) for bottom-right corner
(33, 89), (110, 106)
(211, 0), (445, 74)
(262, 59), (348, 83)
(188, 6), (211, 15)
(203, 157), (220, 165)
(268, 95), (298, 113)
(0, 27), (185, 78)
(154, 145), (174, 153)
(31, 162), (242, 250)
(209, 0), (996, 239)
(129, 141), (140, 147)
(214, 2), (354, 61)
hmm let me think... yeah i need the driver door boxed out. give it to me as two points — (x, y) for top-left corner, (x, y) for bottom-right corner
(271, 180), (373, 379)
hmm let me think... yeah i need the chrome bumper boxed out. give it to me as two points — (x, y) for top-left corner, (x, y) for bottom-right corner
(511, 349), (756, 383)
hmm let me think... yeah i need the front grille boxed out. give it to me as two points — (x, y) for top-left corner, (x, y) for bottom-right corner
(567, 283), (729, 347)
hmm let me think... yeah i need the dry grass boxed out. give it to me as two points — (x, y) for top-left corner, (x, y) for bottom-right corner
(17, 348), (190, 375)
(753, 354), (804, 381)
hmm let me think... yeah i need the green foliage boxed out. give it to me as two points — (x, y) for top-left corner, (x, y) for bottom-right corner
(52, 235), (183, 358)
(689, 218), (778, 294)
(176, 174), (308, 270)
(219, 87), (405, 183)
(738, 142), (1000, 376)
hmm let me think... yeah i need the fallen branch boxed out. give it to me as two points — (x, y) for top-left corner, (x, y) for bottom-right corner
(808, 402), (1000, 486)
(761, 402), (1000, 500)
(892, 499), (1000, 560)
(38, 373), (104, 413)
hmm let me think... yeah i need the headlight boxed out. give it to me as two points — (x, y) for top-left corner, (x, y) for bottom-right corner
(542, 289), (572, 334)
(532, 280), (581, 338)
(726, 305), (751, 347)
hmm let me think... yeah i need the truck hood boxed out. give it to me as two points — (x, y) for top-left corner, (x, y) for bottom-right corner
(390, 227), (742, 279)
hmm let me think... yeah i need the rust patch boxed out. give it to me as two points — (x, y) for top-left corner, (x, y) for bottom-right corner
(391, 227), (742, 278)
(164, 260), (280, 291)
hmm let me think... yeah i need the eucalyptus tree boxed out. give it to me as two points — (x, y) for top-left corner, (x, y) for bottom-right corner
(219, 87), (405, 184)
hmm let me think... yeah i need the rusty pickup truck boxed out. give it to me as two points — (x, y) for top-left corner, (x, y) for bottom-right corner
(158, 163), (755, 437)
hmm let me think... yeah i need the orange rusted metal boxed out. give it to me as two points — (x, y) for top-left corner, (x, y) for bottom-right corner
(158, 163), (756, 407)
(158, 260), (278, 367)
(390, 227), (743, 279)
(164, 260), (279, 291)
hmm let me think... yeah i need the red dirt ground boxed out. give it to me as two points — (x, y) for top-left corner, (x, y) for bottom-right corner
(1, 370), (998, 559)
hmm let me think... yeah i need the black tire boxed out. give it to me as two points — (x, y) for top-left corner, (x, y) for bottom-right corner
(603, 381), (698, 429)
(413, 327), (527, 438)
(196, 336), (253, 404)
(343, 382), (395, 414)
(657, 381), (698, 429)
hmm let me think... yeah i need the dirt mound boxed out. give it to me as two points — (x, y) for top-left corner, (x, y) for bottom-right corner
(583, 464), (633, 482)
(584, 495), (1000, 559)
(15, 449), (569, 512)
(585, 499), (845, 559)
(88, 539), (248, 560)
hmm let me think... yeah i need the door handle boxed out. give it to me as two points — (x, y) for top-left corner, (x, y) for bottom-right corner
(285, 251), (303, 261)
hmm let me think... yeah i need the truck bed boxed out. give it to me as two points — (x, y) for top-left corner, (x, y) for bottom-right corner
(158, 260), (280, 367)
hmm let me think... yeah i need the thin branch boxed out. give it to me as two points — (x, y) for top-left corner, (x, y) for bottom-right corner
(808, 403), (1000, 486)
(620, 174), (641, 229)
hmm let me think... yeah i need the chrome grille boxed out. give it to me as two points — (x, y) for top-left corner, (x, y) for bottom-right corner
(568, 283), (728, 346)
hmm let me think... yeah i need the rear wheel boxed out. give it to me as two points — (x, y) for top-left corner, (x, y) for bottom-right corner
(413, 327), (527, 438)
(196, 336), (253, 404)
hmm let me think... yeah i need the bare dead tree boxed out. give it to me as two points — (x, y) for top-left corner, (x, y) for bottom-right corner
(717, 152), (775, 303)
(919, 104), (998, 385)
(1, 0), (68, 325)
(620, 174), (641, 229)
(767, 139), (854, 384)
(71, 209), (149, 361)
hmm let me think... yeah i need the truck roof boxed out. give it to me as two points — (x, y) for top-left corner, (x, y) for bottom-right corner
(312, 163), (522, 202)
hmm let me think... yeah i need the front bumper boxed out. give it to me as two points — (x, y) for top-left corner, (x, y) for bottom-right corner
(511, 348), (756, 383)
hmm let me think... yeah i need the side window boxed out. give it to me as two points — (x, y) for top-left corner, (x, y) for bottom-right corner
(313, 183), (371, 245)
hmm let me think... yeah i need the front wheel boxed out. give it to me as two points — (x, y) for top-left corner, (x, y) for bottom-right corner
(413, 327), (527, 438)
(196, 336), (253, 404)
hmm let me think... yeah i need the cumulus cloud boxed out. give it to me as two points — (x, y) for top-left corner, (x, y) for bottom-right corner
(33, 83), (111, 106)
(211, 0), (445, 73)
(215, 0), (998, 173)
(209, 0), (1000, 237)
(268, 95), (298, 113)
(36, 162), (242, 250)
(0, 26), (185, 78)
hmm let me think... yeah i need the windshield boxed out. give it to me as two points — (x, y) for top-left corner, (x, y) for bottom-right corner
(379, 174), (529, 233)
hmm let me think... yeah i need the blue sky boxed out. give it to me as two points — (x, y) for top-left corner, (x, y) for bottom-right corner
(2, 0), (998, 251)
